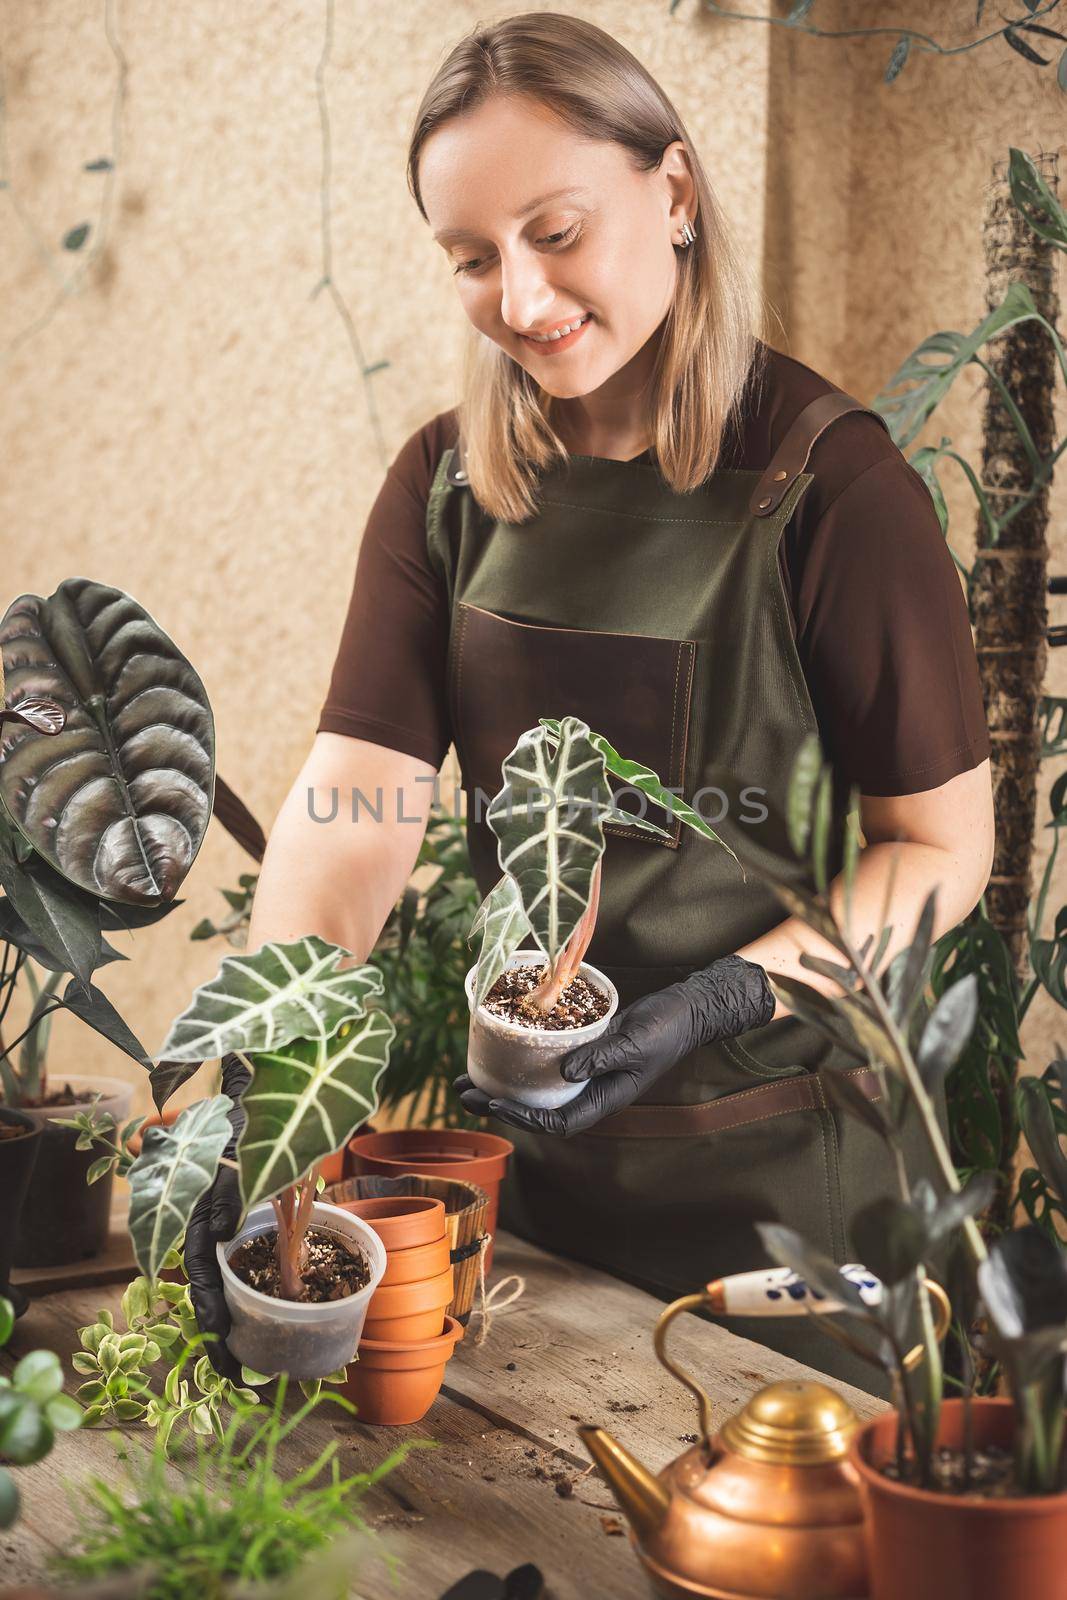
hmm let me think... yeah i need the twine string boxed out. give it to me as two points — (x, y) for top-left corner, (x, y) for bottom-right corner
(470, 1233), (526, 1346)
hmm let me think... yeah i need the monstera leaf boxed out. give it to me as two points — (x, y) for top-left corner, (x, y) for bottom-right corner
(0, 578), (214, 905)
(237, 1009), (396, 1210)
(486, 718), (611, 974)
(470, 872), (532, 1010)
(152, 937), (386, 1106)
(126, 1095), (234, 1281)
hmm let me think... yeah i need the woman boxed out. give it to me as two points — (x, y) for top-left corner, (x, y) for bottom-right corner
(187, 13), (994, 1392)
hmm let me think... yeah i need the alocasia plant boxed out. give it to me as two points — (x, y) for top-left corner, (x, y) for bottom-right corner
(126, 936), (395, 1300)
(468, 714), (742, 1015)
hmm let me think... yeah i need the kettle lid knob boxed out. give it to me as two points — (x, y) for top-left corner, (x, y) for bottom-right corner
(719, 1380), (859, 1466)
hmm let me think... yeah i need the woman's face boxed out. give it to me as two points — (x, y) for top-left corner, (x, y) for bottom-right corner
(418, 95), (696, 404)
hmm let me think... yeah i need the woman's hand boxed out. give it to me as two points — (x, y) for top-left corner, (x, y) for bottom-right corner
(184, 1052), (251, 1380)
(454, 953), (775, 1136)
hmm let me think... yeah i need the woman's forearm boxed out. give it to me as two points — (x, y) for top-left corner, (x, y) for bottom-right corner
(245, 737), (438, 967)
(735, 839), (987, 1024)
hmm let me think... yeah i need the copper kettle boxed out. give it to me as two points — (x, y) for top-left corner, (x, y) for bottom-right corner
(580, 1287), (874, 1600)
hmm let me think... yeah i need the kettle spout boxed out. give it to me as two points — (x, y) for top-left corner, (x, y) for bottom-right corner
(579, 1425), (670, 1541)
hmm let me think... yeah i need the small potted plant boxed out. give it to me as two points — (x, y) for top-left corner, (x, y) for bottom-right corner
(739, 737), (1067, 1599)
(132, 935), (399, 1379)
(463, 715), (742, 1110)
(0, 577), (218, 1268)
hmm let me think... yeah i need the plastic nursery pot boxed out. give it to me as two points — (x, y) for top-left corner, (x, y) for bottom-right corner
(217, 1201), (386, 1380)
(464, 948), (620, 1112)
(343, 1314), (465, 1426)
(347, 1130), (511, 1276)
(14, 1074), (133, 1269)
(327, 1175), (490, 1322)
(337, 1195), (447, 1253)
(851, 1398), (1067, 1600)
(362, 1264), (454, 1342)
(0, 1107), (42, 1314)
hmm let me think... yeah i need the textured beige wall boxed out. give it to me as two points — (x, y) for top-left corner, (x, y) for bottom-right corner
(1, 2), (1064, 1123)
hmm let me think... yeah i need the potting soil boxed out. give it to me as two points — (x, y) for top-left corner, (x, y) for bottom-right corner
(483, 963), (611, 1031)
(229, 1226), (371, 1302)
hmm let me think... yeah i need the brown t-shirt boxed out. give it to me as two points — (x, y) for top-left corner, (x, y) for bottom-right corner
(317, 344), (991, 796)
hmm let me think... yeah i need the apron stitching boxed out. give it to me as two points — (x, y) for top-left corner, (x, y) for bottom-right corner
(815, 1078), (847, 1260)
(453, 603), (470, 773)
(762, 475), (814, 725)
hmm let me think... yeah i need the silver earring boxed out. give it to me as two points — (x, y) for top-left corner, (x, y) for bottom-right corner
(678, 219), (697, 248)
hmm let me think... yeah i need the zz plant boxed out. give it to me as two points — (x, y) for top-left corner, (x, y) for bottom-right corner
(469, 714), (741, 1015)
(125, 936), (395, 1297)
(750, 735), (1067, 1495)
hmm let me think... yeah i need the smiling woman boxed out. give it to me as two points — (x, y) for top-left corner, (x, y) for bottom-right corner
(185, 10), (994, 1395)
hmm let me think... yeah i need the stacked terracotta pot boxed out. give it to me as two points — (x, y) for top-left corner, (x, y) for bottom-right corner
(335, 1194), (464, 1425)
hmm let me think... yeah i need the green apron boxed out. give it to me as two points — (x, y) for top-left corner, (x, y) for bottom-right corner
(426, 392), (944, 1394)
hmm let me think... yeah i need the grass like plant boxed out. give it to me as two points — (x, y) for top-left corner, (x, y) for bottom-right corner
(53, 1376), (423, 1598)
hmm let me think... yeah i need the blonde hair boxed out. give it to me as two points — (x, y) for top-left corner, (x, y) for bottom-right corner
(407, 11), (767, 525)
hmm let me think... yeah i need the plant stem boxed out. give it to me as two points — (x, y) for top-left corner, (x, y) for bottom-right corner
(525, 859), (602, 1013)
(839, 925), (988, 1266)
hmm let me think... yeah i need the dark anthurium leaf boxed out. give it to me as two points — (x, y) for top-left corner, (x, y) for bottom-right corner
(917, 973), (979, 1091)
(149, 1056), (202, 1114)
(0, 578), (214, 906)
(0, 697), (66, 736)
(978, 1228), (1067, 1379)
(58, 979), (153, 1071)
(850, 1197), (928, 1286)
(0, 815), (100, 985)
(95, 896), (183, 932)
(0, 897), (126, 971)
(1018, 1073), (1067, 1210)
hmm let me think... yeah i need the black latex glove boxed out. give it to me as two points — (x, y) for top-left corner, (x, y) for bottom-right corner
(454, 953), (775, 1137)
(185, 1052), (251, 1380)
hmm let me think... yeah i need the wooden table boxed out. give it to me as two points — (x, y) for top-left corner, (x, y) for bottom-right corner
(3, 1233), (887, 1599)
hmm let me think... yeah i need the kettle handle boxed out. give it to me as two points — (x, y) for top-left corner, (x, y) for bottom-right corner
(652, 1277), (953, 1455)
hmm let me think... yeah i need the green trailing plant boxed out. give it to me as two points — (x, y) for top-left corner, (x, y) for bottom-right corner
(0, 1293), (83, 1527)
(470, 714), (740, 1015)
(671, 1), (1067, 93)
(132, 936), (395, 1301)
(748, 735), (1067, 1495)
(0, 576), (215, 1107)
(51, 1375), (422, 1600)
(866, 149), (1067, 1223)
(191, 873), (260, 947)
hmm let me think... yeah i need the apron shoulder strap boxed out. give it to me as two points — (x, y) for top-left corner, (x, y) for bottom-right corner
(748, 392), (890, 518)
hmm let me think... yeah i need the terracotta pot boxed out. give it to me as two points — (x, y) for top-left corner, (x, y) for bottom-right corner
(347, 1129), (512, 1273)
(379, 1235), (451, 1287)
(343, 1315), (465, 1425)
(125, 1105), (180, 1157)
(362, 1263), (454, 1342)
(336, 1195), (446, 1253)
(327, 1175), (489, 1323)
(851, 1398), (1067, 1600)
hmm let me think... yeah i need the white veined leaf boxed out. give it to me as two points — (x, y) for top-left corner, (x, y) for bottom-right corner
(539, 717), (742, 867)
(471, 873), (533, 1010)
(237, 1009), (396, 1211)
(486, 717), (610, 970)
(126, 1096), (234, 1281)
(156, 936), (384, 1062)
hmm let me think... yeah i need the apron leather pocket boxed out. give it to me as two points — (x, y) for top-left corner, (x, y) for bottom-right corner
(449, 601), (696, 848)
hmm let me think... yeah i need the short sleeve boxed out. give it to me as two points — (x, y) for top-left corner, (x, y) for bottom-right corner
(315, 422), (454, 770)
(789, 456), (991, 797)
